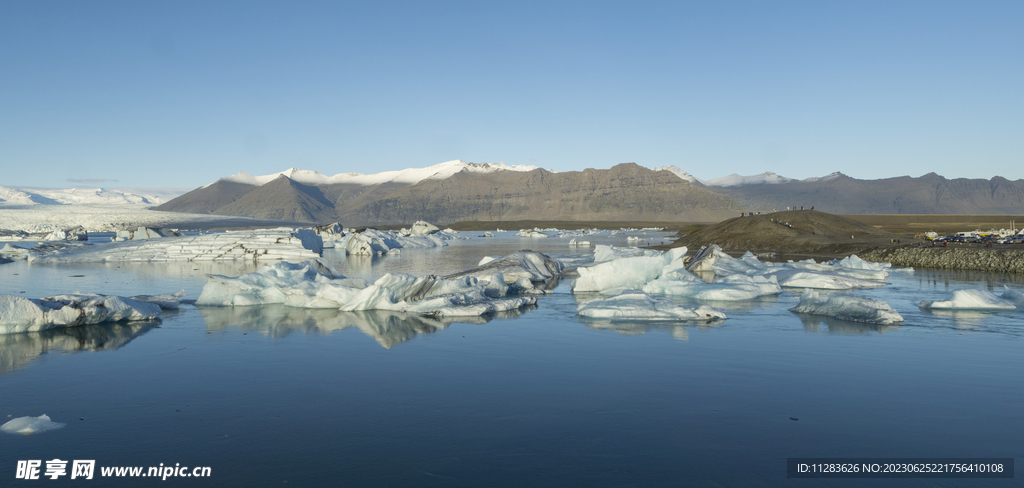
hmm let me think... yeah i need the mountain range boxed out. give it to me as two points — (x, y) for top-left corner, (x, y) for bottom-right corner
(153, 160), (1024, 225)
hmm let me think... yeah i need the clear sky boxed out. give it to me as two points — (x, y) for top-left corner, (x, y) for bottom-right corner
(1, 1), (1021, 189)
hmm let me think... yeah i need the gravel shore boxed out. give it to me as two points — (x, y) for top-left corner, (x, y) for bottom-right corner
(860, 246), (1024, 273)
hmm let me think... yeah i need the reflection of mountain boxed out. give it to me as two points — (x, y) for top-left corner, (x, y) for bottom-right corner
(197, 305), (533, 349)
(797, 314), (899, 335)
(0, 322), (156, 376)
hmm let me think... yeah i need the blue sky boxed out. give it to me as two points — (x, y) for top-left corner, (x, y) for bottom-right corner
(1, 1), (1021, 188)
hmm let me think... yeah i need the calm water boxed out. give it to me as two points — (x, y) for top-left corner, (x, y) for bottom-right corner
(1, 234), (1022, 486)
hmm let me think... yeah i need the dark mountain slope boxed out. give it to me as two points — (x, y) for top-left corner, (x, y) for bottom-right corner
(215, 176), (334, 223)
(154, 180), (258, 214)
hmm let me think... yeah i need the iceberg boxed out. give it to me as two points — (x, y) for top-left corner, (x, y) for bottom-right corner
(446, 251), (564, 284)
(573, 248), (687, 293)
(643, 273), (782, 301)
(1, 414), (66, 435)
(685, 245), (722, 272)
(576, 290), (726, 322)
(1002, 286), (1024, 307)
(592, 245), (662, 263)
(919, 289), (1017, 311)
(0, 293), (169, 334)
(196, 260), (537, 316)
(44, 225), (87, 241)
(789, 289), (904, 325)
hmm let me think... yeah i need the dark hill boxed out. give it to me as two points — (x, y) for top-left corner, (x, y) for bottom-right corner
(155, 180), (257, 214)
(714, 173), (1024, 214)
(336, 163), (742, 225)
(215, 176), (332, 223)
(673, 210), (900, 257)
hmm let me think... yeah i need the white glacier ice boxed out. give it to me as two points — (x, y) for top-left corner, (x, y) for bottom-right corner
(576, 290), (726, 322)
(1, 414), (66, 435)
(789, 289), (904, 325)
(0, 293), (168, 334)
(685, 244), (721, 272)
(592, 245), (662, 263)
(919, 289), (1017, 311)
(573, 248), (687, 293)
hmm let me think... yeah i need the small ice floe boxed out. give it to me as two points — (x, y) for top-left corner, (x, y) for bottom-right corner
(482, 232), (494, 238)
(919, 289), (1017, 311)
(568, 239), (591, 247)
(196, 259), (537, 316)
(0, 293), (168, 334)
(517, 229), (550, 238)
(789, 289), (904, 325)
(337, 227), (458, 256)
(1, 414), (66, 435)
(576, 290), (726, 322)
(129, 290), (186, 309)
(44, 226), (87, 241)
(1002, 286), (1024, 307)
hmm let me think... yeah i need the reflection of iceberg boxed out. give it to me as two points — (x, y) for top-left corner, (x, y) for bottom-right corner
(789, 289), (903, 325)
(0, 321), (156, 376)
(797, 313), (900, 335)
(1001, 286), (1024, 307)
(198, 305), (531, 349)
(919, 289), (1016, 311)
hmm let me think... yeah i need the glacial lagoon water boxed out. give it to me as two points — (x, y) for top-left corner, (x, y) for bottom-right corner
(2, 233), (1022, 486)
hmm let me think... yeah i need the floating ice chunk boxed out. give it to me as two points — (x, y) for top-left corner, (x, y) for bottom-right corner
(919, 289), (1017, 311)
(1, 414), (66, 435)
(644, 273), (782, 301)
(1002, 286), (1024, 307)
(712, 251), (769, 276)
(448, 251), (564, 283)
(573, 248), (687, 293)
(44, 226), (87, 241)
(483, 232), (494, 237)
(789, 289), (904, 325)
(197, 259), (367, 308)
(685, 245), (721, 272)
(129, 290), (186, 309)
(0, 293), (162, 334)
(592, 245), (662, 263)
(773, 270), (888, 289)
(835, 254), (890, 270)
(517, 229), (550, 238)
(576, 290), (726, 321)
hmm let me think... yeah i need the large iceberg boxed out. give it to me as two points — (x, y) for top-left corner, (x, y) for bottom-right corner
(576, 290), (726, 322)
(789, 289), (904, 325)
(1, 414), (66, 435)
(573, 248), (687, 293)
(685, 245), (722, 272)
(196, 260), (536, 317)
(0, 292), (173, 334)
(713, 252), (888, 289)
(334, 228), (459, 255)
(919, 289), (1017, 311)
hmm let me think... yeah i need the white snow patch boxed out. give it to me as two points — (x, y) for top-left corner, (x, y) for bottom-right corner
(652, 165), (703, 184)
(704, 172), (795, 187)
(216, 160), (541, 188)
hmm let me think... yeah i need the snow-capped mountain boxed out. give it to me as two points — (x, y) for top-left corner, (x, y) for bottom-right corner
(703, 172), (796, 187)
(0, 186), (186, 206)
(653, 166), (703, 184)
(211, 160), (543, 188)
